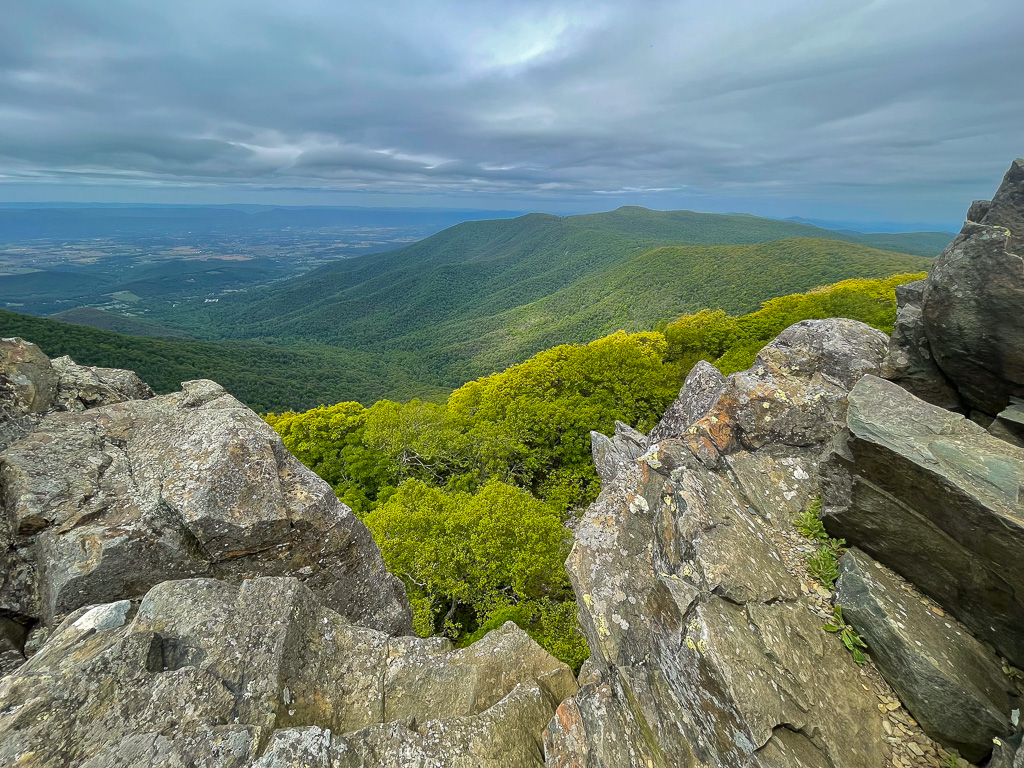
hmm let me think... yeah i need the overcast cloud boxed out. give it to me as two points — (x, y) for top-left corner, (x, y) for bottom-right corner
(1, 0), (1022, 224)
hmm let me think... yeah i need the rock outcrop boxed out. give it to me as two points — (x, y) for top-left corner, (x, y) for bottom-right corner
(884, 158), (1024, 415)
(0, 376), (411, 636)
(1, 338), (155, 452)
(549, 319), (895, 768)
(821, 375), (1024, 668)
(0, 576), (576, 767)
(880, 280), (961, 410)
(836, 548), (1015, 762)
(989, 398), (1024, 448)
(659, 318), (888, 468)
(648, 360), (726, 443)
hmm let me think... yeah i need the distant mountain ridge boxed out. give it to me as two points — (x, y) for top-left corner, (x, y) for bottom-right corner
(158, 206), (931, 388)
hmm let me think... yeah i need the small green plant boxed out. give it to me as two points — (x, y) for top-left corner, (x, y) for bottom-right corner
(939, 749), (962, 768)
(793, 497), (828, 542)
(807, 546), (842, 589)
(824, 606), (867, 664)
(794, 497), (846, 589)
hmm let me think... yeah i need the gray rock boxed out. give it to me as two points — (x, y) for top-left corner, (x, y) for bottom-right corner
(649, 360), (726, 442)
(821, 375), (1024, 667)
(544, 673), (665, 768)
(0, 378), (411, 634)
(0, 617), (28, 677)
(881, 280), (962, 410)
(990, 729), (1024, 768)
(590, 420), (648, 487)
(0, 576), (576, 768)
(555, 437), (888, 768)
(836, 548), (1014, 762)
(675, 319), (888, 465)
(0, 338), (57, 416)
(0, 338), (58, 451)
(50, 355), (154, 411)
(922, 159), (1024, 414)
(989, 399), (1024, 449)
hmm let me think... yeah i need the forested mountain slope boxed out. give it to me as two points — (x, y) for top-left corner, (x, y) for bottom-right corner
(157, 207), (929, 388)
(0, 309), (442, 412)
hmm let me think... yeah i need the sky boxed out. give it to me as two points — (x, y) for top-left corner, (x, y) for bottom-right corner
(2, 0), (1022, 228)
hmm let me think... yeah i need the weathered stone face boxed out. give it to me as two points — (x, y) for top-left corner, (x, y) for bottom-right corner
(0, 338), (59, 452)
(0, 379), (412, 635)
(0, 339), (154, 452)
(648, 360), (726, 443)
(822, 375), (1024, 668)
(881, 280), (961, 410)
(552, 322), (897, 768)
(920, 159), (1024, 415)
(0, 577), (576, 768)
(670, 319), (888, 466)
(836, 548), (1015, 762)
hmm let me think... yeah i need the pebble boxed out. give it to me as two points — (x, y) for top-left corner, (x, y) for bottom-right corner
(908, 743), (924, 757)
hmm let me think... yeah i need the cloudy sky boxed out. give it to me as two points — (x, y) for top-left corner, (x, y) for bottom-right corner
(2, 0), (1021, 226)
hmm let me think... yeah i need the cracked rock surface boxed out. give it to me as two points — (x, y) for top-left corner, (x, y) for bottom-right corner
(550, 320), (891, 768)
(0, 377), (411, 636)
(0, 576), (576, 767)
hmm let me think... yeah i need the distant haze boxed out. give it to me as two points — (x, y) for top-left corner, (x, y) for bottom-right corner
(3, 0), (1021, 229)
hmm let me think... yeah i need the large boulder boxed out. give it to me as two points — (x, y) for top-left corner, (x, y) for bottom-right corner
(547, 322), (906, 768)
(0, 378), (411, 635)
(551, 439), (889, 768)
(0, 576), (576, 767)
(0, 338), (154, 451)
(0, 338), (59, 451)
(880, 280), (961, 410)
(822, 375), (1024, 667)
(836, 548), (1015, 762)
(669, 319), (888, 465)
(919, 158), (1024, 415)
(50, 355), (154, 411)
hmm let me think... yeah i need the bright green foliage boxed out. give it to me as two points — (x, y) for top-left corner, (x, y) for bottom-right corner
(794, 496), (846, 590)
(807, 546), (843, 590)
(364, 479), (586, 668)
(793, 497), (828, 542)
(824, 606), (868, 665)
(459, 599), (589, 673)
(665, 273), (926, 375)
(447, 330), (679, 507)
(265, 403), (398, 515)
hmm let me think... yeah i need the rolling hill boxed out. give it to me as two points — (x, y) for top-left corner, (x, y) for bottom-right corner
(157, 207), (930, 389)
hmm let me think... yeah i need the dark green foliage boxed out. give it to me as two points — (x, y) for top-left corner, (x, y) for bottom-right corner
(165, 207), (929, 393)
(50, 307), (192, 338)
(824, 606), (868, 665)
(0, 309), (445, 413)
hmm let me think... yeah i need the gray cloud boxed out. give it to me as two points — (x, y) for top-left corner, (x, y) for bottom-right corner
(2, 0), (1022, 224)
